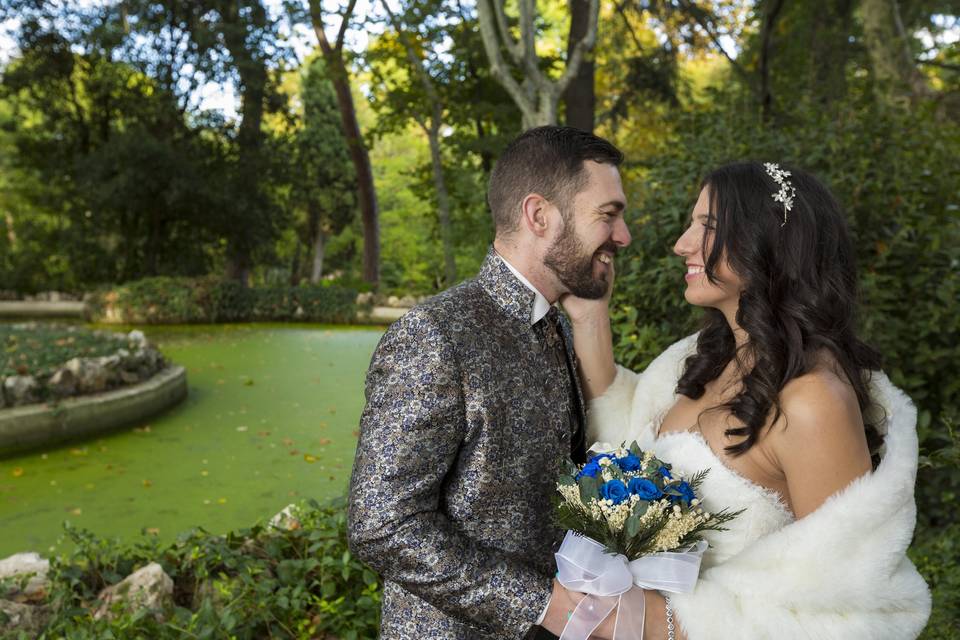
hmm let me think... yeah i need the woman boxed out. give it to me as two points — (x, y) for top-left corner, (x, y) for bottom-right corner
(561, 162), (930, 639)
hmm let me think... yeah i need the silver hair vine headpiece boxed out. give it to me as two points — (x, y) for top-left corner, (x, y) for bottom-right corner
(763, 162), (796, 226)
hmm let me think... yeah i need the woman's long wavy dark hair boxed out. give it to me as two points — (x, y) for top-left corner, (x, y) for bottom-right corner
(676, 162), (885, 466)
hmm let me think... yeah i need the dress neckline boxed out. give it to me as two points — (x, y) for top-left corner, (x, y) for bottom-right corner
(655, 429), (796, 522)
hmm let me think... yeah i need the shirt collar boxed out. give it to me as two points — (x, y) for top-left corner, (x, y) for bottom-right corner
(497, 255), (553, 326)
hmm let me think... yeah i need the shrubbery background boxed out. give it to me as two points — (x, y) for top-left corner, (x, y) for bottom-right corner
(609, 95), (960, 637)
(86, 277), (359, 325)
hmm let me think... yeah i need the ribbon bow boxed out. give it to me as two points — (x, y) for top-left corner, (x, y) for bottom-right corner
(554, 531), (707, 640)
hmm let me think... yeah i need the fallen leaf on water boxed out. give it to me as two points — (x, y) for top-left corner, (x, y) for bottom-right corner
(236, 425), (248, 432)
(203, 499), (211, 505)
(217, 497), (227, 504)
(142, 479), (153, 488)
(289, 449), (300, 456)
(257, 431), (271, 437)
(282, 438), (294, 446)
(69, 448), (87, 456)
(242, 378), (255, 386)
(40, 454), (48, 460)
(318, 421), (328, 429)
(352, 429), (361, 438)
(84, 483), (95, 490)
(216, 379), (226, 385)
(11, 468), (23, 478)
(303, 454), (318, 463)
(145, 528), (160, 536)
(318, 438), (332, 446)
(69, 508), (82, 516)
(200, 470), (209, 477)
(328, 407), (337, 414)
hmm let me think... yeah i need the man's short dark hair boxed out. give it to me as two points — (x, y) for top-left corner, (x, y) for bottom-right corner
(487, 126), (624, 234)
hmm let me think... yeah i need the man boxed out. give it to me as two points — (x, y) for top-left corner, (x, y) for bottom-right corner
(348, 126), (631, 639)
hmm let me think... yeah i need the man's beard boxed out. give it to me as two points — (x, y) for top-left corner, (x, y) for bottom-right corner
(544, 216), (614, 300)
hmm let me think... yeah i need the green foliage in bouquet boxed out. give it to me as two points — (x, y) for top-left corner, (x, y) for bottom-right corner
(554, 442), (741, 560)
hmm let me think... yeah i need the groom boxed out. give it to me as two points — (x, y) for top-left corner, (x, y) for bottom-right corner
(347, 126), (631, 639)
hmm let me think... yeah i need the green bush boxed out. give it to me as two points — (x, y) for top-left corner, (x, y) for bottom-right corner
(15, 499), (380, 639)
(88, 277), (359, 325)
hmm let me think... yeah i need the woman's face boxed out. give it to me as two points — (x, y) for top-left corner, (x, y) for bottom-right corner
(672, 186), (743, 315)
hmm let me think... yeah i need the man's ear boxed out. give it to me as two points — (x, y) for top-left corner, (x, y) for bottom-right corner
(520, 193), (552, 238)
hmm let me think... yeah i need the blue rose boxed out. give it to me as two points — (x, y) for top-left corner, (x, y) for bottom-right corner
(576, 461), (601, 480)
(589, 452), (615, 464)
(616, 453), (642, 472)
(670, 482), (697, 504)
(600, 479), (630, 505)
(658, 466), (673, 480)
(628, 478), (662, 500)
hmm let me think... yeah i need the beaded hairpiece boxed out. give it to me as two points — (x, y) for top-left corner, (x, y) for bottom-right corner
(763, 162), (796, 226)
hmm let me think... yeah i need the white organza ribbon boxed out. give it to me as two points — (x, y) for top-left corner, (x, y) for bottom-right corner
(554, 531), (707, 640)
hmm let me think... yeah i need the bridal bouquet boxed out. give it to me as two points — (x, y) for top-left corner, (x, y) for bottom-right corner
(552, 442), (740, 640)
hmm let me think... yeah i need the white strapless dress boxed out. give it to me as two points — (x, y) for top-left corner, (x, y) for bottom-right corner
(650, 430), (794, 569)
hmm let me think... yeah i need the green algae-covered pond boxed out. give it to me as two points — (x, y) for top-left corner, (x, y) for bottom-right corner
(0, 324), (384, 558)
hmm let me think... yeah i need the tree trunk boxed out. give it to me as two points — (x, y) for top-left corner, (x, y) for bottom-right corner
(859, 0), (933, 105)
(220, 1), (267, 286)
(311, 230), (326, 283)
(425, 119), (457, 286)
(476, 0), (599, 129)
(808, 0), (854, 106)
(562, 0), (595, 131)
(758, 0), (786, 120)
(310, 1), (380, 286)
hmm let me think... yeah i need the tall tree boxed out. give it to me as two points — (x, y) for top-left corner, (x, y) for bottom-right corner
(475, 0), (599, 127)
(859, 0), (935, 105)
(308, 0), (381, 285)
(379, 0), (456, 285)
(562, 0), (596, 131)
(293, 57), (356, 283)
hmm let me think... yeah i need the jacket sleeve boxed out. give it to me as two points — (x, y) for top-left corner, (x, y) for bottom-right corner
(347, 309), (552, 638)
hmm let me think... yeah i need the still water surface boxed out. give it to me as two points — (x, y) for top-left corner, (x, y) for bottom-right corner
(0, 324), (383, 557)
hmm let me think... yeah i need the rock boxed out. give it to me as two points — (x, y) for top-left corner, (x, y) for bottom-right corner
(0, 552), (49, 599)
(269, 504), (302, 531)
(119, 370), (140, 385)
(47, 368), (77, 398)
(93, 562), (173, 621)
(356, 292), (374, 306)
(0, 600), (50, 635)
(398, 295), (417, 307)
(387, 295), (400, 307)
(127, 330), (147, 347)
(65, 358), (110, 394)
(3, 376), (38, 407)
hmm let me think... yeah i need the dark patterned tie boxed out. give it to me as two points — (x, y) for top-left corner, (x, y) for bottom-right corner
(540, 307), (587, 464)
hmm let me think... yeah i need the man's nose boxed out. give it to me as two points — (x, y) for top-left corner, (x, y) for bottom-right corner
(612, 217), (631, 247)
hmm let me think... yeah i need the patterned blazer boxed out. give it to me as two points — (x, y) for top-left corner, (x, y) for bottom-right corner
(348, 248), (586, 639)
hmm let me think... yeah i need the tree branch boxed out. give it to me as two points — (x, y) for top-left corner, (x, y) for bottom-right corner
(379, 0), (442, 108)
(675, 0), (754, 90)
(917, 59), (960, 72)
(476, 0), (536, 121)
(336, 0), (359, 52)
(491, 0), (523, 65)
(556, 0), (599, 94)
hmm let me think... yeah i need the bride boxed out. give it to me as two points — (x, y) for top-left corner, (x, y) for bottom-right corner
(559, 162), (931, 639)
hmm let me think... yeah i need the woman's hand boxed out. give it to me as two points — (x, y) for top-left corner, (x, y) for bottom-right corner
(560, 259), (618, 400)
(559, 259), (615, 327)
